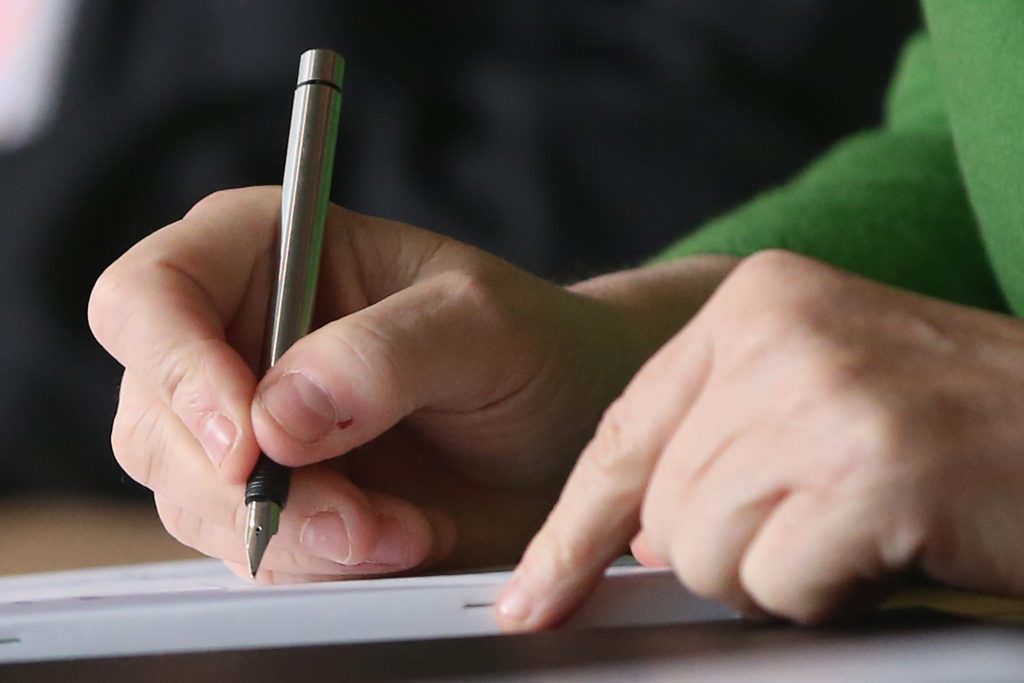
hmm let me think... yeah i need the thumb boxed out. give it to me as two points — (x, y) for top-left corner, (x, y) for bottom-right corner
(250, 267), (540, 467)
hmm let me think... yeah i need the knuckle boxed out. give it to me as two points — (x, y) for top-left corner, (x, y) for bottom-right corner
(590, 402), (631, 471)
(525, 533), (590, 588)
(155, 339), (220, 422)
(727, 299), (834, 369)
(155, 346), (192, 408)
(325, 318), (408, 411)
(576, 404), (647, 497)
(184, 189), (240, 220)
(110, 401), (164, 490)
(801, 348), (874, 398)
(438, 265), (513, 324)
(714, 251), (839, 349)
(87, 262), (135, 352)
(575, 451), (626, 506)
(758, 297), (829, 341)
(845, 402), (914, 475)
(727, 250), (810, 292)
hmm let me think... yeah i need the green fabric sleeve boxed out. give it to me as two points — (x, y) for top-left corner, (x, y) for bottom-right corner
(652, 34), (1006, 312)
(923, 1), (1024, 315)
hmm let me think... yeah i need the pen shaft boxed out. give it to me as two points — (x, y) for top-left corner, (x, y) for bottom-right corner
(244, 50), (344, 575)
(263, 72), (342, 374)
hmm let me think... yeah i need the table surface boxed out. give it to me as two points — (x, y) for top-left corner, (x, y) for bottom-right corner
(0, 496), (198, 576)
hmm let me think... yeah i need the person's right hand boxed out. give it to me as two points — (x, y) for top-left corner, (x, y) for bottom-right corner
(89, 187), (733, 583)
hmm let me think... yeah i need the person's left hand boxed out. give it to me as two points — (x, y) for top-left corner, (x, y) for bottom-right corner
(498, 250), (1024, 629)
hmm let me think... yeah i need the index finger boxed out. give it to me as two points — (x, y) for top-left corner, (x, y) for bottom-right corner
(495, 317), (714, 631)
(88, 187), (281, 481)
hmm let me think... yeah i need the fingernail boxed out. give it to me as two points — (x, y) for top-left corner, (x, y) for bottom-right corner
(496, 575), (533, 624)
(198, 412), (236, 466)
(300, 512), (353, 563)
(259, 372), (342, 443)
(368, 514), (409, 566)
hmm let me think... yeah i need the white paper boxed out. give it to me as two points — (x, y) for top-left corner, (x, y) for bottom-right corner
(0, 559), (735, 663)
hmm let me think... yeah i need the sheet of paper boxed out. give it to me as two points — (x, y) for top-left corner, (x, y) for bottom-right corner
(0, 559), (735, 663)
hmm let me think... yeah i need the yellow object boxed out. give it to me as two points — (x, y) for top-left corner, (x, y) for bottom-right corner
(884, 587), (1024, 623)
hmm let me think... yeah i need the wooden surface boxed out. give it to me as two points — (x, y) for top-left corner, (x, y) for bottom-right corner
(0, 496), (200, 576)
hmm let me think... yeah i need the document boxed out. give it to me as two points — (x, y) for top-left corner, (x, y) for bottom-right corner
(0, 559), (734, 664)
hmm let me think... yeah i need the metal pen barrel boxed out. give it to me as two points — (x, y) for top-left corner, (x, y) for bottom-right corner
(245, 49), (344, 576)
(263, 49), (344, 372)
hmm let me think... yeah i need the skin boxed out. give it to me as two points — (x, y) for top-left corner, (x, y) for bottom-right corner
(498, 250), (1024, 629)
(88, 186), (732, 583)
(90, 187), (1024, 631)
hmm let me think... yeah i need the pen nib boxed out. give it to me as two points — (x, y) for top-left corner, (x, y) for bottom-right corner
(245, 500), (281, 578)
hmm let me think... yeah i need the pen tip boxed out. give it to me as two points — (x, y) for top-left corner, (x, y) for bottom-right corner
(248, 547), (261, 579)
(245, 500), (281, 579)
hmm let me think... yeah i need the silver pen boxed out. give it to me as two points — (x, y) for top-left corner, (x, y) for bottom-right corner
(245, 49), (344, 577)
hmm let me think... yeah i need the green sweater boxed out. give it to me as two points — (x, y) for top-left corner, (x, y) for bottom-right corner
(658, 1), (1024, 315)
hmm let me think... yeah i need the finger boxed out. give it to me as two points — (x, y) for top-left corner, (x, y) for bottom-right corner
(223, 506), (456, 584)
(642, 370), (904, 621)
(113, 370), (441, 569)
(155, 491), (439, 578)
(495, 322), (715, 632)
(739, 485), (912, 624)
(90, 188), (283, 481)
(251, 266), (548, 466)
(629, 531), (668, 568)
(114, 369), (373, 566)
(642, 420), (802, 617)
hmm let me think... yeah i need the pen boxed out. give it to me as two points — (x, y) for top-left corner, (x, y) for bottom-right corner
(244, 48), (344, 577)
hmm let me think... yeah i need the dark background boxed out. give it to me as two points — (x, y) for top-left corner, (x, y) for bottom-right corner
(0, 0), (919, 498)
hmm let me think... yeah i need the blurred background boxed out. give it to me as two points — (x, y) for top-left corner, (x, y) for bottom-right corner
(0, 0), (919, 573)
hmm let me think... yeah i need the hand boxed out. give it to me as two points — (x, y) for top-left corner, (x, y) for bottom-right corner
(498, 250), (1024, 629)
(89, 187), (732, 582)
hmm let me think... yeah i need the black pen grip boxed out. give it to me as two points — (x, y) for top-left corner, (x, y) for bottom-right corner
(244, 454), (292, 507)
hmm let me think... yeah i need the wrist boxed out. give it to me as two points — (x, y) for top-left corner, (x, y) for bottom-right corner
(504, 254), (739, 484)
(569, 254), (740, 362)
